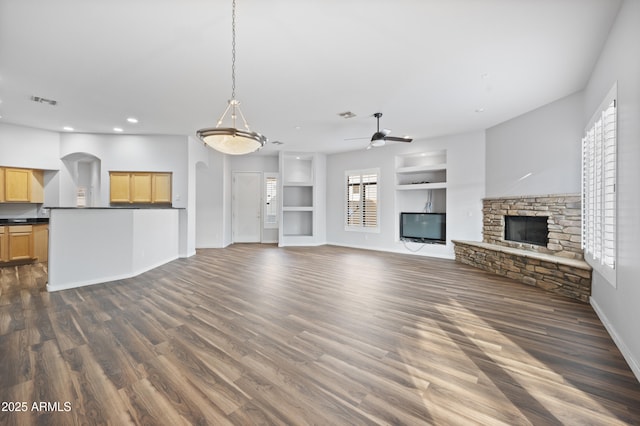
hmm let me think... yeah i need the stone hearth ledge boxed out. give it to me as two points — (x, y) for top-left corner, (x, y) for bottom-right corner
(452, 240), (592, 303)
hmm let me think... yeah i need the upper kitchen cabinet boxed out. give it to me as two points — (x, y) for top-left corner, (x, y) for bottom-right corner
(0, 167), (44, 203)
(152, 173), (172, 204)
(109, 172), (131, 203)
(109, 171), (172, 205)
(130, 173), (153, 203)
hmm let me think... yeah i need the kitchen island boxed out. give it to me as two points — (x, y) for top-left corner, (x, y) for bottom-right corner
(47, 207), (180, 291)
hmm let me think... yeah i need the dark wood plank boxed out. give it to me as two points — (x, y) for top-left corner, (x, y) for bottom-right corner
(0, 244), (639, 425)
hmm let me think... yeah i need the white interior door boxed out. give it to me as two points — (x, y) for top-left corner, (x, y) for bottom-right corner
(232, 172), (262, 243)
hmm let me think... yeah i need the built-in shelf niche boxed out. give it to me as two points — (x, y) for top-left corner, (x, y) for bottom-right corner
(282, 154), (313, 185)
(395, 149), (448, 241)
(280, 152), (318, 244)
(395, 150), (447, 190)
(282, 210), (313, 236)
(283, 185), (313, 209)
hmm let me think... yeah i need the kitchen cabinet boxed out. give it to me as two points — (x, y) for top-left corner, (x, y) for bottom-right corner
(0, 168), (5, 202)
(152, 173), (172, 204)
(33, 224), (48, 262)
(110, 172), (131, 203)
(131, 173), (153, 203)
(0, 167), (45, 203)
(0, 227), (8, 262)
(8, 225), (33, 261)
(30, 170), (44, 203)
(110, 171), (172, 205)
(5, 168), (31, 202)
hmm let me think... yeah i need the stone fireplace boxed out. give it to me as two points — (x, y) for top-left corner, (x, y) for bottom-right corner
(482, 194), (583, 259)
(453, 194), (592, 302)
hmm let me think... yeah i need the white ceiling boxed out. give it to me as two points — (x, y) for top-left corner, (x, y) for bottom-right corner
(0, 0), (621, 155)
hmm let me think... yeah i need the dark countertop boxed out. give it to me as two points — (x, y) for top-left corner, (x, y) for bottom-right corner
(0, 218), (49, 225)
(45, 206), (180, 210)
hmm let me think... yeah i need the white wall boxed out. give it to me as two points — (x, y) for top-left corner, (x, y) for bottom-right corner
(195, 147), (227, 248)
(485, 90), (584, 197)
(59, 133), (189, 207)
(582, 0), (640, 381)
(0, 123), (61, 170)
(326, 130), (485, 259)
(0, 123), (62, 218)
(48, 208), (179, 291)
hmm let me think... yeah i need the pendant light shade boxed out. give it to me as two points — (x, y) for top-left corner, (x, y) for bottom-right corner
(197, 0), (266, 155)
(197, 127), (267, 155)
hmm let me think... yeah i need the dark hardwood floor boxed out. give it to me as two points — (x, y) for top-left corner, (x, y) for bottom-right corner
(1, 244), (639, 425)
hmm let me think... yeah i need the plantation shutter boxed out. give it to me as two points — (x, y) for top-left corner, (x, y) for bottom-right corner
(347, 174), (362, 226)
(601, 100), (616, 269)
(346, 170), (379, 230)
(362, 173), (378, 228)
(582, 92), (616, 283)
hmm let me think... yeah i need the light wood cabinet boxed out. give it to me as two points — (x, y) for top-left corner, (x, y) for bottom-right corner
(152, 173), (172, 203)
(0, 168), (5, 202)
(110, 172), (132, 203)
(8, 225), (33, 261)
(0, 226), (8, 262)
(5, 168), (31, 202)
(0, 167), (45, 203)
(110, 171), (172, 205)
(33, 224), (48, 262)
(30, 170), (44, 203)
(131, 173), (153, 203)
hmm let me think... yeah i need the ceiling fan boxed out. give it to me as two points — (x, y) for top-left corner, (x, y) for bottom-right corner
(347, 112), (413, 149)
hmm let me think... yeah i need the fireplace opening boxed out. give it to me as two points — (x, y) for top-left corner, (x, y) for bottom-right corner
(504, 216), (548, 246)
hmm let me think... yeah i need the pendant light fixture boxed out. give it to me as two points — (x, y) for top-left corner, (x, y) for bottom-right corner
(197, 0), (267, 155)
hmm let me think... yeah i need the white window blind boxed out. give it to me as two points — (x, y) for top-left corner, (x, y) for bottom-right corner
(264, 174), (278, 227)
(346, 170), (379, 231)
(582, 87), (616, 286)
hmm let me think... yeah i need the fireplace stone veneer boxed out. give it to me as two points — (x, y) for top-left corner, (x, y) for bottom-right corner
(453, 194), (592, 303)
(482, 194), (583, 259)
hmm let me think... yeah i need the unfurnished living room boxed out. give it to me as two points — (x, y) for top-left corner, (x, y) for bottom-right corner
(1, 0), (639, 424)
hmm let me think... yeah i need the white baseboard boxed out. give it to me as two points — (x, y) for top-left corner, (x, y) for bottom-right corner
(590, 297), (640, 383)
(326, 241), (455, 260)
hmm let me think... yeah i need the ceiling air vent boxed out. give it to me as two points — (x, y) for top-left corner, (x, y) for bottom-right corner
(338, 111), (356, 119)
(30, 96), (58, 106)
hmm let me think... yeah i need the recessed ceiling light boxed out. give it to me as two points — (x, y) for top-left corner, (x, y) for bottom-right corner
(113, 127), (123, 132)
(127, 117), (138, 123)
(475, 107), (485, 113)
(294, 126), (301, 130)
(271, 140), (284, 145)
(63, 126), (74, 131)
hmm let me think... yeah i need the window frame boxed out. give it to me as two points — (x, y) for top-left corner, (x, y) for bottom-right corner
(345, 168), (380, 233)
(582, 82), (617, 287)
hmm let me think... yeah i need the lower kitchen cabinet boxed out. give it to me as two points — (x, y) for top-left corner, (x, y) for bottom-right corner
(0, 226), (8, 262)
(0, 223), (48, 265)
(8, 225), (33, 261)
(33, 224), (49, 262)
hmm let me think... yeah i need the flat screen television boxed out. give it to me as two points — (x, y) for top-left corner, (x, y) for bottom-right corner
(400, 212), (446, 244)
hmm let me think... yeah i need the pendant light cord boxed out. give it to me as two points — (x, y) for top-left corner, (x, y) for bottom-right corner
(231, 0), (236, 100)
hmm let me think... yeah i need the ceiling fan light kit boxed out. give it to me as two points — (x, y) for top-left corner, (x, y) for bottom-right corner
(197, 0), (266, 155)
(365, 112), (413, 150)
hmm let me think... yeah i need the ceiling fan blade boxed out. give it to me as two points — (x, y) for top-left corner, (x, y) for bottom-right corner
(384, 136), (413, 143)
(381, 128), (391, 136)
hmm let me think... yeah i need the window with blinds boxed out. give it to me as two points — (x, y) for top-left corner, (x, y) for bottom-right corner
(346, 169), (379, 231)
(582, 85), (616, 286)
(264, 174), (278, 228)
